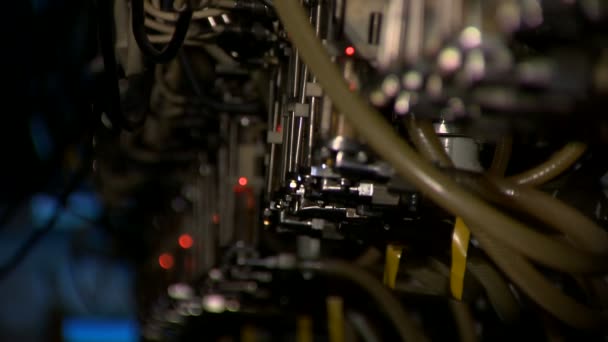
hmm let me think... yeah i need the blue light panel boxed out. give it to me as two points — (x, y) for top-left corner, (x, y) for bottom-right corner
(62, 317), (139, 342)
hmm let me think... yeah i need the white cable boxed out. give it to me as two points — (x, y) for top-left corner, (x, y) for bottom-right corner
(144, 1), (224, 21)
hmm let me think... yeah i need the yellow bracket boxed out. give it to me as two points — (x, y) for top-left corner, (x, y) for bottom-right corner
(383, 244), (404, 289)
(327, 296), (345, 342)
(297, 315), (313, 342)
(450, 217), (471, 300)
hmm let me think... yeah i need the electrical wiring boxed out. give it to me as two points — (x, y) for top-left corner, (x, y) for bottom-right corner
(97, 0), (146, 131)
(200, 43), (239, 66)
(488, 136), (512, 176)
(473, 229), (607, 330)
(144, 17), (181, 34)
(104, 0), (608, 339)
(178, 52), (260, 113)
(406, 116), (453, 168)
(429, 257), (509, 337)
(408, 115), (607, 270)
(409, 115), (608, 267)
(144, 0), (224, 21)
(120, 132), (199, 163)
(143, 16), (220, 41)
(154, 60), (261, 113)
(407, 120), (608, 256)
(154, 64), (189, 104)
(346, 310), (382, 342)
(132, 0), (193, 63)
(272, 0), (607, 274)
(449, 301), (478, 342)
(507, 142), (587, 186)
(146, 34), (214, 46)
(487, 176), (608, 255)
(391, 256), (520, 323)
(401, 107), (606, 328)
(466, 257), (521, 323)
(300, 260), (429, 342)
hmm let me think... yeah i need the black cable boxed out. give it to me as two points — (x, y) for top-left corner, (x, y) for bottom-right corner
(96, 0), (146, 131)
(0, 149), (93, 282)
(131, 0), (193, 63)
(177, 52), (262, 113)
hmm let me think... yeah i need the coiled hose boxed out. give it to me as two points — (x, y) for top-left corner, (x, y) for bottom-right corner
(274, 0), (605, 274)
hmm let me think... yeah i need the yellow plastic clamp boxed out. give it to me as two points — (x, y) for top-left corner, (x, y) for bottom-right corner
(383, 244), (404, 289)
(450, 217), (471, 300)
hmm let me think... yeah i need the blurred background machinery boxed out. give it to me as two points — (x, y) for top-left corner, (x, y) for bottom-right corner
(3, 0), (608, 341)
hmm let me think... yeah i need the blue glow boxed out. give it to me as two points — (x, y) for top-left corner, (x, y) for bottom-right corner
(63, 317), (139, 342)
(30, 192), (102, 230)
(68, 192), (103, 221)
(30, 194), (60, 228)
(30, 114), (54, 162)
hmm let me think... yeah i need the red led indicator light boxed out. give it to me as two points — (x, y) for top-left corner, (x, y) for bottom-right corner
(212, 213), (220, 224)
(159, 253), (174, 270)
(345, 46), (355, 56)
(238, 177), (248, 186)
(178, 234), (194, 249)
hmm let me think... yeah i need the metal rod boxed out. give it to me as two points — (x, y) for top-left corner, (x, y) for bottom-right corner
(405, 0), (425, 64)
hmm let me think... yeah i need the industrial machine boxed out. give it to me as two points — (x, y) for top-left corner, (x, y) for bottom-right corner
(3, 0), (608, 341)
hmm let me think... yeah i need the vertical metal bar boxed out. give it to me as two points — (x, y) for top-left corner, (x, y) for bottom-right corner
(285, 47), (300, 174)
(226, 118), (238, 244)
(266, 67), (279, 196)
(293, 65), (309, 170)
(280, 100), (290, 183)
(306, 1), (324, 166)
(205, 166), (217, 270)
(268, 101), (281, 190)
(278, 58), (290, 184)
(405, 0), (425, 64)
(377, 0), (407, 70)
(294, 3), (317, 170)
(326, 0), (335, 40)
(288, 110), (297, 173)
(307, 96), (317, 166)
(217, 115), (229, 246)
(198, 164), (214, 272)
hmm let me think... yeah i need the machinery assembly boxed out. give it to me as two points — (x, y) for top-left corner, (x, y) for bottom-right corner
(2, 0), (608, 341)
